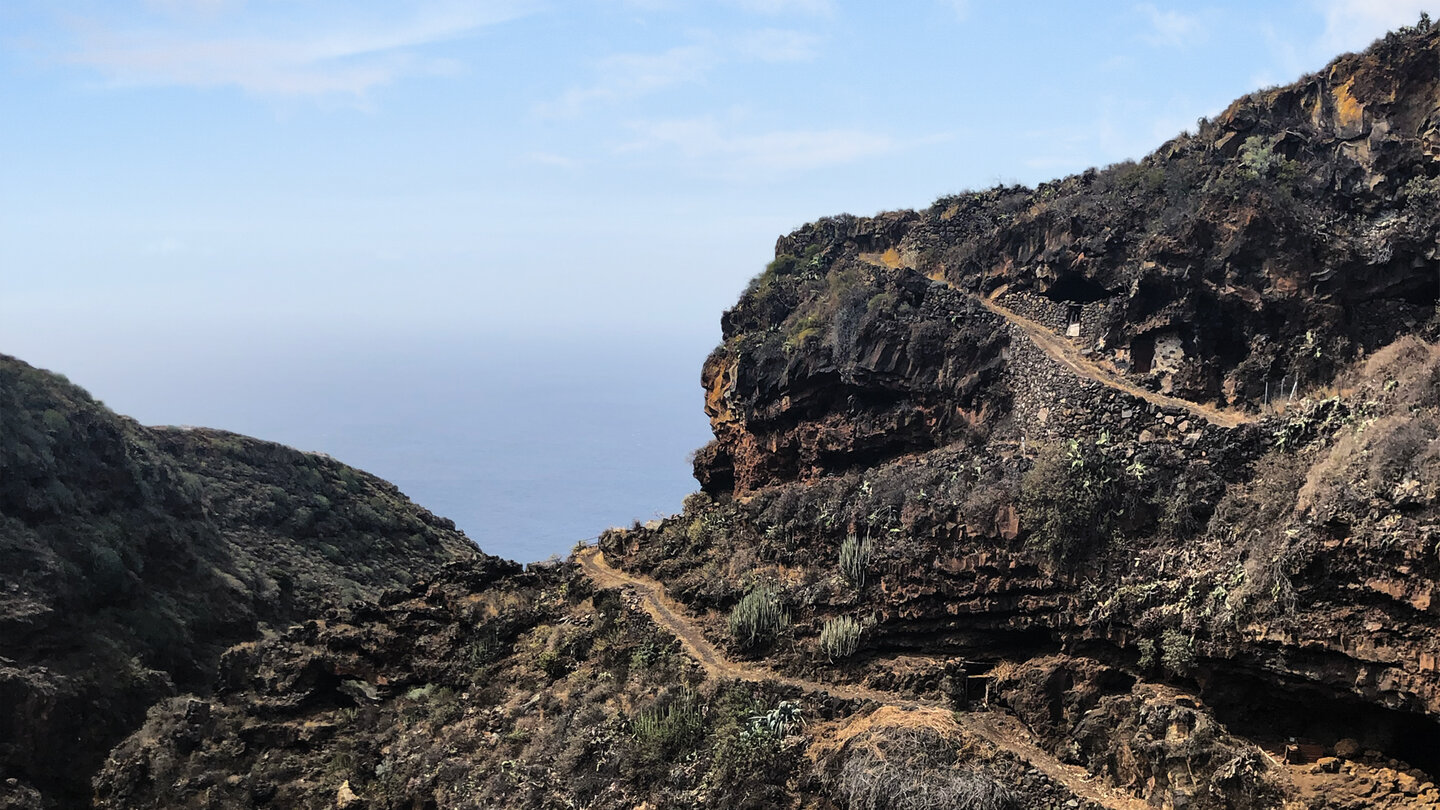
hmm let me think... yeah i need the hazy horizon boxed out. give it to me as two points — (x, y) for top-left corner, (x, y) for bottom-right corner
(8, 330), (716, 563)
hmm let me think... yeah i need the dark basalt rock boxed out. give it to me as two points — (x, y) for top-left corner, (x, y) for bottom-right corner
(0, 354), (494, 807)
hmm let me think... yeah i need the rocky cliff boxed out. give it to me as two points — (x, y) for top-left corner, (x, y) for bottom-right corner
(605, 19), (1440, 810)
(9, 17), (1440, 810)
(696, 22), (1440, 494)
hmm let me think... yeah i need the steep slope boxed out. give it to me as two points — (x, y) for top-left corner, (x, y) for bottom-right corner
(0, 355), (493, 808)
(602, 19), (1440, 810)
(92, 558), (1111, 810)
(696, 22), (1440, 494)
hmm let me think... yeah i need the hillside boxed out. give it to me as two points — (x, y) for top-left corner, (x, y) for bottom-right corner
(0, 354), (498, 807)
(8, 17), (1440, 810)
(602, 18), (1440, 810)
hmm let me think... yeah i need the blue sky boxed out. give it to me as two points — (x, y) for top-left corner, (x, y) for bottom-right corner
(1, 0), (1435, 396)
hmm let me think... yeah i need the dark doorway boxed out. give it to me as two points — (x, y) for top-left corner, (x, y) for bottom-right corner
(1131, 334), (1156, 374)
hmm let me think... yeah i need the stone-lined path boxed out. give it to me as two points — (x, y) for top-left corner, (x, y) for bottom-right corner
(965, 289), (1249, 429)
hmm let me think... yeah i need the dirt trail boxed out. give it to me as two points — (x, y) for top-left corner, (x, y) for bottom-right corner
(576, 548), (1148, 810)
(968, 291), (1250, 429)
(857, 254), (1252, 429)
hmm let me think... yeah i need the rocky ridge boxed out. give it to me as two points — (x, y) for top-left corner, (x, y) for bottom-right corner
(0, 354), (490, 807)
(604, 19), (1440, 810)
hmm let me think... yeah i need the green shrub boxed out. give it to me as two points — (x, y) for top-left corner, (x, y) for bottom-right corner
(630, 687), (704, 766)
(839, 534), (873, 587)
(819, 616), (862, 660)
(462, 631), (502, 668)
(701, 687), (797, 808)
(728, 582), (790, 650)
(1159, 629), (1196, 676)
(1137, 638), (1158, 670)
(1019, 434), (1145, 567)
(750, 700), (804, 737)
(535, 649), (571, 679)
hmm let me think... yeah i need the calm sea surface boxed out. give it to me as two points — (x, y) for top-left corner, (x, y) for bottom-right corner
(51, 332), (716, 563)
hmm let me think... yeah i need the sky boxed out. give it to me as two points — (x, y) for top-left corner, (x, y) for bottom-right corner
(0, 1), (1436, 557)
(2, 0), (1436, 359)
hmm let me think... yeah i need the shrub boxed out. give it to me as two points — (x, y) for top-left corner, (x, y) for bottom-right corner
(819, 616), (862, 660)
(839, 534), (873, 588)
(701, 687), (801, 808)
(1018, 435), (1142, 566)
(628, 637), (674, 673)
(837, 727), (1019, 810)
(728, 582), (790, 650)
(750, 700), (804, 737)
(1159, 628), (1196, 676)
(1137, 638), (1158, 670)
(535, 649), (571, 679)
(630, 687), (704, 765)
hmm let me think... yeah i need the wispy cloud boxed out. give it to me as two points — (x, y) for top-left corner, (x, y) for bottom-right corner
(940, 0), (972, 21)
(1316, 0), (1434, 52)
(1135, 3), (1204, 46)
(143, 236), (187, 256)
(1247, 1), (1430, 92)
(620, 116), (927, 175)
(538, 29), (821, 118)
(1249, 21), (1307, 89)
(725, 0), (833, 15)
(60, 2), (532, 100)
(603, 0), (832, 15)
(536, 44), (719, 118)
(734, 28), (822, 62)
(144, 0), (241, 15)
(1022, 93), (1223, 176)
(523, 150), (580, 168)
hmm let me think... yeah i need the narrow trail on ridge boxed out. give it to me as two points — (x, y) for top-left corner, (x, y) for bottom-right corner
(859, 252), (1254, 429)
(575, 548), (1148, 810)
(964, 289), (1250, 429)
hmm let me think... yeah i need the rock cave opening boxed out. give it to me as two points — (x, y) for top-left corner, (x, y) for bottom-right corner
(1202, 670), (1440, 776)
(1042, 273), (1115, 304)
(871, 626), (1059, 663)
(1400, 267), (1440, 307)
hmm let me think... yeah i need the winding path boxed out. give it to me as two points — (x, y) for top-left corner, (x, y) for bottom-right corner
(859, 251), (1253, 429)
(966, 290), (1249, 429)
(576, 548), (1148, 810)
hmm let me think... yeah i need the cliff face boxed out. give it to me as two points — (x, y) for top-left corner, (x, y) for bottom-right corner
(602, 21), (1440, 810)
(0, 355), (493, 807)
(697, 25), (1440, 495)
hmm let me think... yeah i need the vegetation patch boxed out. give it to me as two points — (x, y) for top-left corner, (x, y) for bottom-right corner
(1018, 433), (1149, 566)
(728, 581), (791, 650)
(819, 615), (863, 661)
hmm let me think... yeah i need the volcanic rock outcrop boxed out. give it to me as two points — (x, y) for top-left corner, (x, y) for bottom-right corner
(0, 355), (490, 807)
(607, 19), (1440, 810)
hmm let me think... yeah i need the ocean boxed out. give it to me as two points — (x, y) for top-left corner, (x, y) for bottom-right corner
(40, 331), (717, 563)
